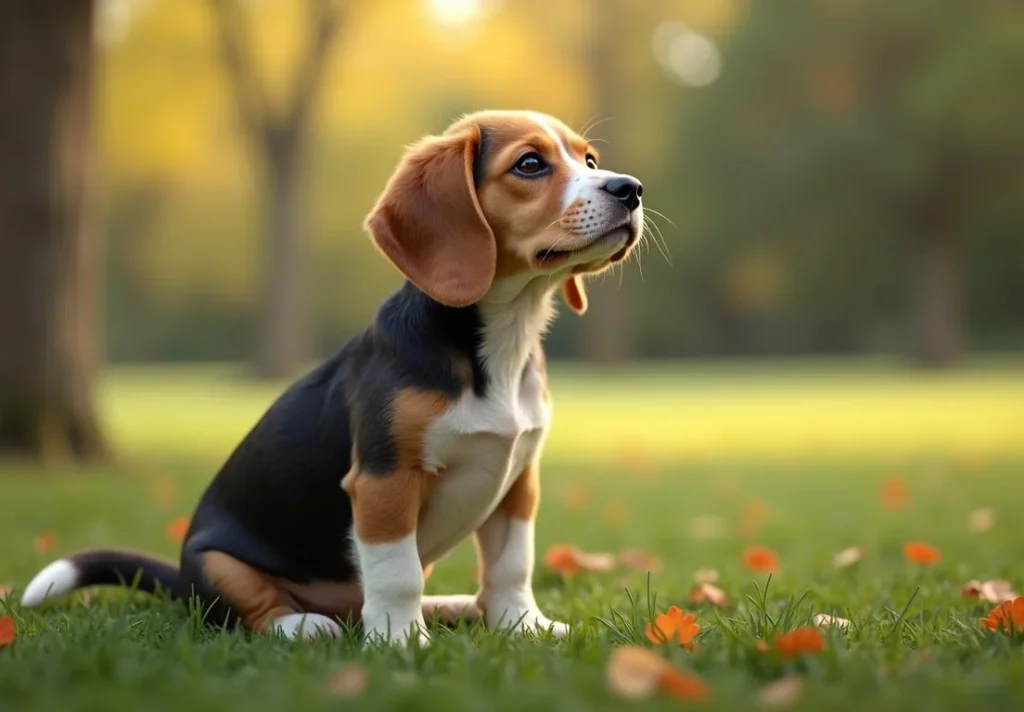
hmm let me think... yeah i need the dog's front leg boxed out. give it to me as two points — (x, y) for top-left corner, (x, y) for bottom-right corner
(475, 463), (569, 638)
(344, 468), (430, 646)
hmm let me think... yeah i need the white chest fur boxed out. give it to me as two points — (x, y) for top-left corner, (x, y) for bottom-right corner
(416, 361), (551, 564)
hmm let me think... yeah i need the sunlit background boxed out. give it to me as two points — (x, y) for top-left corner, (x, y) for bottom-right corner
(3, 0), (1024, 465)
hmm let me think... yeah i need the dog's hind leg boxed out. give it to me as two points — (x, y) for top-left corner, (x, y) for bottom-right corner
(182, 549), (341, 640)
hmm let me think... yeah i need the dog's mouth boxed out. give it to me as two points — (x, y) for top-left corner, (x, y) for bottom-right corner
(535, 226), (635, 267)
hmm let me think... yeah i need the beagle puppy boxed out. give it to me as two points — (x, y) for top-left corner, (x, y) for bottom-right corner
(21, 109), (644, 645)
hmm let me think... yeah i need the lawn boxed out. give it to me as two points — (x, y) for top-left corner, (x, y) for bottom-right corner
(1, 358), (1024, 711)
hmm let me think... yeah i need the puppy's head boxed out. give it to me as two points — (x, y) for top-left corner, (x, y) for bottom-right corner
(364, 110), (643, 314)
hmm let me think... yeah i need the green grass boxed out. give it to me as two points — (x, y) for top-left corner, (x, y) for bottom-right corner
(2, 360), (1024, 711)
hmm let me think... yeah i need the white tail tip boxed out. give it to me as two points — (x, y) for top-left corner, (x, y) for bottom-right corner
(21, 559), (79, 607)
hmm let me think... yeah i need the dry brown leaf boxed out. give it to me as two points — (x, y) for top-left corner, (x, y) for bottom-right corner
(606, 646), (668, 700)
(324, 665), (368, 698)
(690, 583), (729, 608)
(606, 647), (709, 702)
(968, 507), (995, 534)
(694, 568), (720, 585)
(813, 613), (851, 630)
(618, 549), (663, 573)
(833, 545), (864, 569)
(757, 676), (804, 708)
(962, 579), (1017, 604)
(982, 580), (1017, 603)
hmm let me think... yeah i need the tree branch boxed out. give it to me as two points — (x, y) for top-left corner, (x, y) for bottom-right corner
(284, 0), (344, 138)
(209, 0), (271, 145)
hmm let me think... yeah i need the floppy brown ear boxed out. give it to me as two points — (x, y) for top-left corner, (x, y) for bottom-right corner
(363, 125), (495, 307)
(560, 275), (588, 315)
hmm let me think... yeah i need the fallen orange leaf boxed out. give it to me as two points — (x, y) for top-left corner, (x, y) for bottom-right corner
(658, 667), (710, 702)
(543, 544), (616, 576)
(902, 541), (940, 565)
(165, 516), (190, 543)
(813, 613), (851, 630)
(881, 478), (908, 510)
(645, 606), (701, 649)
(690, 583), (729, 609)
(606, 646), (709, 702)
(968, 507), (995, 534)
(618, 549), (662, 573)
(757, 675), (804, 708)
(324, 664), (368, 698)
(742, 546), (779, 573)
(773, 627), (824, 659)
(833, 545), (864, 569)
(33, 532), (56, 554)
(980, 596), (1024, 634)
(0, 616), (14, 647)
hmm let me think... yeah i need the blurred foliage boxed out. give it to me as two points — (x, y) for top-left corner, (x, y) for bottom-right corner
(96, 0), (1024, 362)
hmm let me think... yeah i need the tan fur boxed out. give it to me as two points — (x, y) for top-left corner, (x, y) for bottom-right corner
(390, 388), (450, 470)
(201, 551), (294, 631)
(496, 463), (540, 521)
(364, 125), (495, 308)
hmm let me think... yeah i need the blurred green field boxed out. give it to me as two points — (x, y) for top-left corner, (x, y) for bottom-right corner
(2, 359), (1024, 711)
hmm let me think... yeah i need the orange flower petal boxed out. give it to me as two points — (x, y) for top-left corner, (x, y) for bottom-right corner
(902, 541), (941, 565)
(0, 616), (15, 647)
(645, 607), (700, 647)
(165, 516), (190, 543)
(754, 639), (770, 653)
(742, 546), (779, 573)
(774, 627), (824, 659)
(658, 667), (710, 702)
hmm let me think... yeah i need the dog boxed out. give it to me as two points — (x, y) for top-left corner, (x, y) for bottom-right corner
(20, 110), (644, 645)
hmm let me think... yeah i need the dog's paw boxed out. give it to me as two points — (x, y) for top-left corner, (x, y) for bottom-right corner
(482, 591), (570, 638)
(362, 610), (431, 647)
(270, 613), (343, 641)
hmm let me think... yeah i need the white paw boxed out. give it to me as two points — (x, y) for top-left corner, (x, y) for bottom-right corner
(270, 613), (343, 640)
(482, 591), (570, 638)
(362, 609), (431, 647)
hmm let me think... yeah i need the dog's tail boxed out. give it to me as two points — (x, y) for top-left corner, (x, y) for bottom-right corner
(20, 549), (184, 608)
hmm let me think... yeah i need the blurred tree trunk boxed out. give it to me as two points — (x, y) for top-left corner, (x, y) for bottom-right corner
(210, 0), (342, 379)
(581, 0), (635, 365)
(0, 0), (108, 462)
(909, 230), (963, 368)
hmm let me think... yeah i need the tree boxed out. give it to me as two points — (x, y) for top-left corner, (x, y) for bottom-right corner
(209, 0), (344, 378)
(680, 0), (1024, 366)
(0, 0), (108, 462)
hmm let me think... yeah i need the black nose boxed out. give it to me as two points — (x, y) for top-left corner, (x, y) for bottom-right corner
(602, 175), (643, 211)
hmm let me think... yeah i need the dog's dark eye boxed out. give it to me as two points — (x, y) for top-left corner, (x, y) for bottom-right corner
(512, 152), (547, 177)
(585, 153), (599, 170)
